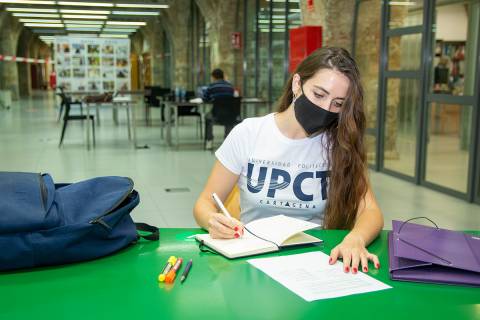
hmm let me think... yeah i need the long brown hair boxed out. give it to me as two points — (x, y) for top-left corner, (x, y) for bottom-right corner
(277, 47), (368, 230)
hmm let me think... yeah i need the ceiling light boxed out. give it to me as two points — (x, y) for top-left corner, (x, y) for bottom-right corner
(24, 23), (64, 27)
(112, 11), (159, 16)
(0, 0), (55, 4)
(6, 7), (58, 12)
(260, 29), (285, 32)
(66, 27), (102, 31)
(106, 21), (146, 26)
(389, 1), (416, 5)
(258, 19), (286, 24)
(66, 33), (98, 37)
(102, 28), (136, 32)
(60, 9), (110, 14)
(19, 19), (62, 23)
(58, 1), (114, 7)
(99, 34), (129, 38)
(12, 13), (60, 17)
(104, 23), (139, 28)
(63, 20), (104, 24)
(115, 3), (168, 8)
(66, 24), (103, 28)
(32, 29), (65, 33)
(62, 14), (107, 19)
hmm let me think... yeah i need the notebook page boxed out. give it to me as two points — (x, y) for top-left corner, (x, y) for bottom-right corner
(245, 215), (320, 246)
(195, 231), (276, 258)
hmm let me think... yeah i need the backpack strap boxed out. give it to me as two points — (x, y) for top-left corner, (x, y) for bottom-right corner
(135, 223), (159, 241)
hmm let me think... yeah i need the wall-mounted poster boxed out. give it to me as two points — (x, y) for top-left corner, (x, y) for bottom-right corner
(55, 37), (131, 93)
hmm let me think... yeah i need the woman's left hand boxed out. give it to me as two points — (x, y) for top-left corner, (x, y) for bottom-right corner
(328, 231), (380, 274)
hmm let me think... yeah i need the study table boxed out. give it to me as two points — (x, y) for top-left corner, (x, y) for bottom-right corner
(162, 100), (208, 148)
(161, 98), (271, 148)
(62, 92), (141, 149)
(0, 229), (478, 320)
(83, 95), (139, 149)
(241, 97), (271, 118)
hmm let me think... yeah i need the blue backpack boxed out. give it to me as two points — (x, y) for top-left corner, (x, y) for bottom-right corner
(0, 172), (158, 271)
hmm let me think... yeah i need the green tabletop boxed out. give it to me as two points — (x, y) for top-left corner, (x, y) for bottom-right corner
(1, 229), (479, 320)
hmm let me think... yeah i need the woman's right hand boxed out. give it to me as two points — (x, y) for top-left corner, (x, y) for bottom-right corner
(208, 213), (244, 239)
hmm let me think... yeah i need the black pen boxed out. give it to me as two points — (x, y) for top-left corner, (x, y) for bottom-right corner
(180, 259), (193, 283)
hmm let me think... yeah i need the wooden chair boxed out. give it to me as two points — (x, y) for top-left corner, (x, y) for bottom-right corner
(224, 185), (241, 220)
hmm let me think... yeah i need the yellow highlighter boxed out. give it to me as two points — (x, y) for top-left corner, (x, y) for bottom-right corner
(158, 256), (177, 282)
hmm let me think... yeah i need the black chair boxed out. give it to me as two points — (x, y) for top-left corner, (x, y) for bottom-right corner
(56, 87), (82, 122)
(59, 98), (95, 148)
(205, 96), (241, 150)
(145, 86), (171, 125)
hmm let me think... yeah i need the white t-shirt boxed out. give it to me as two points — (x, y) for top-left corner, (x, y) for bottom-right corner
(215, 113), (330, 226)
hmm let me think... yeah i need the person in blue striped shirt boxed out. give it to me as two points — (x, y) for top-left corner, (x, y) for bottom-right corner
(204, 69), (235, 149)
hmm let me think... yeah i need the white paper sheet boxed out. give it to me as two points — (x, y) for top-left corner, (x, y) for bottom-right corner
(248, 251), (391, 301)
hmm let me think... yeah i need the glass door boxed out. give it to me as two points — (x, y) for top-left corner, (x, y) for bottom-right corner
(422, 0), (480, 199)
(378, 0), (425, 180)
(378, 0), (480, 202)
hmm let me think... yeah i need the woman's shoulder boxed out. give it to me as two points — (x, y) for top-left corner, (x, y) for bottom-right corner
(236, 113), (274, 132)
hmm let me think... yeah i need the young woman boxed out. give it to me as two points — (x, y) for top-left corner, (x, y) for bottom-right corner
(194, 47), (383, 274)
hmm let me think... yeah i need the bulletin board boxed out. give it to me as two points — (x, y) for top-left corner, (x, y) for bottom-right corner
(54, 37), (131, 93)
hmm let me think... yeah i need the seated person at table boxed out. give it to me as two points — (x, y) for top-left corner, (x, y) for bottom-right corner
(433, 56), (450, 93)
(203, 68), (235, 149)
(194, 47), (384, 275)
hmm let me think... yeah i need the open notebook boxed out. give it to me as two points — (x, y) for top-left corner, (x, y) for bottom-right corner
(195, 215), (323, 259)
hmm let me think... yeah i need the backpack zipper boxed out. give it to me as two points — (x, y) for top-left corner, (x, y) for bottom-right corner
(89, 177), (134, 228)
(38, 173), (47, 211)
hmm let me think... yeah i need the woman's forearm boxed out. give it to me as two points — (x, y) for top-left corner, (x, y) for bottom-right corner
(193, 193), (218, 230)
(193, 161), (240, 230)
(349, 208), (384, 246)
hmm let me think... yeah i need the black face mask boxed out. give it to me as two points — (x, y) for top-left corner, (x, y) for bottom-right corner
(293, 86), (339, 136)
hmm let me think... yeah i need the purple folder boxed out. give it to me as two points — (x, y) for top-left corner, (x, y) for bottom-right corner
(388, 219), (480, 287)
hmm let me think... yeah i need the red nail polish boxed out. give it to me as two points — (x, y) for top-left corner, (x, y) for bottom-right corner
(329, 257), (332, 264)
(364, 267), (368, 272)
(376, 263), (380, 269)
(353, 267), (357, 274)
(234, 226), (239, 232)
(345, 266), (349, 272)
(234, 233), (239, 238)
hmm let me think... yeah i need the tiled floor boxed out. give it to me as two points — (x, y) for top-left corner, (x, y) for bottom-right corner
(1, 91), (479, 230)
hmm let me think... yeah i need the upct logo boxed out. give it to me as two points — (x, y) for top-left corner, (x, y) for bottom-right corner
(246, 163), (329, 201)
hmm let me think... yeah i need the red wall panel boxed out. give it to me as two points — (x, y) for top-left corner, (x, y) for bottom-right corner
(289, 26), (323, 73)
